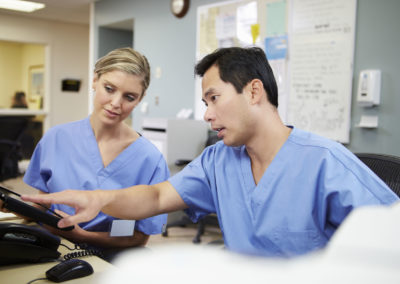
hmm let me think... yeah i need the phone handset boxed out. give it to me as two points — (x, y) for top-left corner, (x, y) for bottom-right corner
(0, 222), (61, 264)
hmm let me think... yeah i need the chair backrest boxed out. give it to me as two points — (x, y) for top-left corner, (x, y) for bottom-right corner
(0, 116), (30, 181)
(0, 116), (29, 141)
(355, 153), (400, 198)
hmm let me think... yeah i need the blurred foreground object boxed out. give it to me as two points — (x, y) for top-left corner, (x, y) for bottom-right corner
(98, 203), (400, 284)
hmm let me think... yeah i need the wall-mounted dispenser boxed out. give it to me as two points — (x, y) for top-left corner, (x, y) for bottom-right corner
(357, 69), (381, 107)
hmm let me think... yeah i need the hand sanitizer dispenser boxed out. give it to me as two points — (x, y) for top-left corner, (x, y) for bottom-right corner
(357, 69), (381, 107)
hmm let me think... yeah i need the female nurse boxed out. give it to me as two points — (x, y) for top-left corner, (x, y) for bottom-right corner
(23, 47), (169, 260)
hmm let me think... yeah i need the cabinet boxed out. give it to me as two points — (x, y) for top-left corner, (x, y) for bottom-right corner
(141, 118), (208, 168)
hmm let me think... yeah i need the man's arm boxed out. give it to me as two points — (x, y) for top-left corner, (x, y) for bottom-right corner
(22, 181), (187, 228)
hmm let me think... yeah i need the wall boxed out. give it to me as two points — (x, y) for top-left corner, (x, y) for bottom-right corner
(348, 0), (400, 155)
(93, 0), (400, 156)
(0, 14), (89, 129)
(0, 41), (23, 108)
(93, 0), (203, 131)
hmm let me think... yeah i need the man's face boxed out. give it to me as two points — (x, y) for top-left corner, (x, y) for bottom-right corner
(201, 65), (252, 147)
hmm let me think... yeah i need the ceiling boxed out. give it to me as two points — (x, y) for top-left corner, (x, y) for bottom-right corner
(0, 0), (96, 25)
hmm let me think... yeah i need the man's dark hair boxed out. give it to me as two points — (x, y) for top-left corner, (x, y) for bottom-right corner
(195, 47), (278, 107)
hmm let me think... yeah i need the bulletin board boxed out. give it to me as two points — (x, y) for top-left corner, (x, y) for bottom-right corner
(195, 0), (357, 143)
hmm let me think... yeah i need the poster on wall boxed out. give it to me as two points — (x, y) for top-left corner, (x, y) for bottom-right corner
(28, 64), (44, 109)
(286, 0), (357, 143)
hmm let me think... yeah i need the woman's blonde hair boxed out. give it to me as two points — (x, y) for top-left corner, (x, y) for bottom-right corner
(94, 47), (150, 96)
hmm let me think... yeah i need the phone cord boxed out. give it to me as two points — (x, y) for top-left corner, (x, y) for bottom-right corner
(61, 243), (105, 260)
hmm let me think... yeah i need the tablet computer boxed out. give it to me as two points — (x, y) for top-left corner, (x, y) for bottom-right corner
(0, 186), (74, 231)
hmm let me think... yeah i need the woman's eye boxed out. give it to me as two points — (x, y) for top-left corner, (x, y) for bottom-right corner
(105, 86), (114, 93)
(126, 96), (135, 102)
(210, 95), (217, 102)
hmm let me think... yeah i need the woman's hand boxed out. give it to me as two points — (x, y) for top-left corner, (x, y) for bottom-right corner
(44, 210), (89, 243)
(0, 200), (9, 213)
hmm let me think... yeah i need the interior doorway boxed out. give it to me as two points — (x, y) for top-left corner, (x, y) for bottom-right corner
(0, 40), (45, 110)
(98, 19), (134, 58)
(0, 40), (46, 159)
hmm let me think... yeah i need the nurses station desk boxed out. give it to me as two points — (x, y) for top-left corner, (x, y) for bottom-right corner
(0, 215), (113, 283)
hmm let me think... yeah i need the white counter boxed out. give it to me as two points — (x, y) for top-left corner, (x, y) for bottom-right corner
(0, 109), (47, 116)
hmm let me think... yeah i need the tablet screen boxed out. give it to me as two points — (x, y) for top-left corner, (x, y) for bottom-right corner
(0, 186), (74, 231)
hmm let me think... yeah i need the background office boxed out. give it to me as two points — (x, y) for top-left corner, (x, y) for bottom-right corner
(0, 0), (399, 157)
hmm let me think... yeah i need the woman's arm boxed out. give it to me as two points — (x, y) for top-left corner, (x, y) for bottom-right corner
(46, 221), (150, 249)
(78, 230), (150, 248)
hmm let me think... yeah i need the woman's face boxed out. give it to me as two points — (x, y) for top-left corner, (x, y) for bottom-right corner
(92, 70), (144, 126)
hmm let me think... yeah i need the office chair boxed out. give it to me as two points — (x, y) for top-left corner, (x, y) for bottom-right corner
(355, 153), (400, 197)
(0, 116), (30, 181)
(162, 132), (223, 244)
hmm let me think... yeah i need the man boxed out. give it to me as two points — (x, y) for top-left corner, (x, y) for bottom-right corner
(23, 47), (399, 257)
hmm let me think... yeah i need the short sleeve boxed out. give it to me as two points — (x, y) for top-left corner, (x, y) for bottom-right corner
(23, 139), (51, 193)
(169, 147), (217, 223)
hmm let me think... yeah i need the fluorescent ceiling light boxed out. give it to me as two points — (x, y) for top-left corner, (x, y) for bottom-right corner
(0, 0), (45, 13)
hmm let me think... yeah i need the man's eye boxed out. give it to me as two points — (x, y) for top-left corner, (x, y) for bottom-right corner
(210, 95), (217, 102)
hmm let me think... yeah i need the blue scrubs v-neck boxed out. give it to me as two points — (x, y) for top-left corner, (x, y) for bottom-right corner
(83, 117), (143, 186)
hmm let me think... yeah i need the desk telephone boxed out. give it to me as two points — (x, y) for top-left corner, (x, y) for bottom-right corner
(0, 222), (105, 265)
(0, 222), (61, 265)
(0, 186), (103, 265)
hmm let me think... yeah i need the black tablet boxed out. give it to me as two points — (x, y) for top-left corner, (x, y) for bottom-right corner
(0, 186), (74, 231)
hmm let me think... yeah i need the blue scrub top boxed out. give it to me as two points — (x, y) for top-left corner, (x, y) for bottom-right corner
(169, 127), (398, 257)
(24, 117), (169, 235)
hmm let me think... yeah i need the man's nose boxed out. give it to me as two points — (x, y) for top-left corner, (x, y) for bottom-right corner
(203, 107), (214, 122)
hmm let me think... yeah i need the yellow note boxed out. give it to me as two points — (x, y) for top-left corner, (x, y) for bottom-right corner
(251, 24), (260, 44)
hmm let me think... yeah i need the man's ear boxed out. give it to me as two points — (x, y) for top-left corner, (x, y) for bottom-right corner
(248, 79), (264, 104)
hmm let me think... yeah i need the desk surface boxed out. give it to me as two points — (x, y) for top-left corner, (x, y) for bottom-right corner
(0, 217), (113, 283)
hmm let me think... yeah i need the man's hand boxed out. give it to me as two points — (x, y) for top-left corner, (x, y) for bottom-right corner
(21, 190), (107, 228)
(22, 182), (186, 227)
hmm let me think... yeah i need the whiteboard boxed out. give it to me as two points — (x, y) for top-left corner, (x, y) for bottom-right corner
(286, 0), (357, 143)
(195, 0), (357, 143)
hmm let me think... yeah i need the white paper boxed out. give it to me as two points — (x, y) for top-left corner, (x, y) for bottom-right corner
(110, 220), (135, 237)
(356, 115), (378, 128)
(0, 211), (17, 220)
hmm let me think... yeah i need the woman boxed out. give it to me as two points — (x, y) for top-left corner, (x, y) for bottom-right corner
(23, 47), (169, 260)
